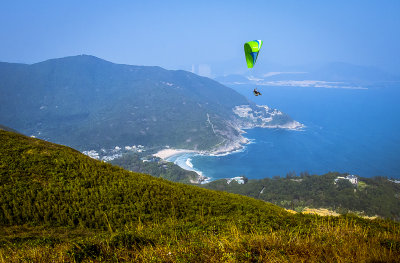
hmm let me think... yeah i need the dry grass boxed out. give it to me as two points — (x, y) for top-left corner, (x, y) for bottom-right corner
(302, 207), (341, 216)
(1, 216), (399, 262)
(300, 207), (379, 220)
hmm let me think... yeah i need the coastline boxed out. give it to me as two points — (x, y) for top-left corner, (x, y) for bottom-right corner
(154, 148), (210, 184)
(153, 136), (252, 184)
(153, 123), (305, 184)
(153, 107), (306, 184)
(153, 148), (198, 160)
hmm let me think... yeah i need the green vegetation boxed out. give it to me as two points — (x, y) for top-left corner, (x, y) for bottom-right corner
(110, 153), (199, 183)
(0, 130), (285, 229)
(203, 172), (400, 220)
(1, 130), (400, 262)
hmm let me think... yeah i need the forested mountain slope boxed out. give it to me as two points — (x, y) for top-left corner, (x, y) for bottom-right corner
(0, 55), (299, 152)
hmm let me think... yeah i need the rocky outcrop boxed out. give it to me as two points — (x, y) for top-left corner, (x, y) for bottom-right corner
(232, 105), (304, 130)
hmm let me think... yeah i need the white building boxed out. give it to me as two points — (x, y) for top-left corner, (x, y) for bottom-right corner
(346, 175), (358, 185)
(334, 175), (358, 186)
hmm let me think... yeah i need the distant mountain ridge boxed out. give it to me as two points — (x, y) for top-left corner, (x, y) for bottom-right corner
(215, 62), (400, 87)
(0, 55), (299, 152)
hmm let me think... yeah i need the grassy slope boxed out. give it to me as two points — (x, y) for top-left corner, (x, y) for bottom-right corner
(1, 130), (400, 262)
(0, 130), (286, 228)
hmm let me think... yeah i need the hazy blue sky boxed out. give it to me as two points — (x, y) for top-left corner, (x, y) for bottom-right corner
(1, 0), (399, 75)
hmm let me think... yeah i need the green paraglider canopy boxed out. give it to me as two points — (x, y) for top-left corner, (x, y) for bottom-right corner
(244, 40), (263, 68)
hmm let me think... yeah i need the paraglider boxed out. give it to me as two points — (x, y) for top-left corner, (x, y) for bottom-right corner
(244, 40), (263, 68)
(253, 88), (262, 96)
(244, 40), (263, 96)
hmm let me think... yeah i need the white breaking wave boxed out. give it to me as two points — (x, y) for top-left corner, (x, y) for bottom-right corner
(185, 158), (194, 169)
(169, 154), (210, 183)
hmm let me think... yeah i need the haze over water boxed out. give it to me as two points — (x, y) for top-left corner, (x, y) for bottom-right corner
(169, 83), (400, 180)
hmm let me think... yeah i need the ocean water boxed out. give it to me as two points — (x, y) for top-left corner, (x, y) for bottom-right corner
(168, 83), (400, 180)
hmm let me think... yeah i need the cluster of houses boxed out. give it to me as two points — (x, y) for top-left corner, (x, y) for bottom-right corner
(334, 174), (358, 186)
(226, 176), (246, 184)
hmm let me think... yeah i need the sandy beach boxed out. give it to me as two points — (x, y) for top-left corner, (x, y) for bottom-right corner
(154, 148), (210, 183)
(153, 148), (198, 160)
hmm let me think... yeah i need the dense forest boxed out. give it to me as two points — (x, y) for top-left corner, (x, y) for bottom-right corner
(1, 130), (400, 262)
(203, 172), (400, 220)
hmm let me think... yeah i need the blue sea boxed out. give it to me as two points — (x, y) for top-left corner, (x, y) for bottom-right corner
(168, 83), (400, 180)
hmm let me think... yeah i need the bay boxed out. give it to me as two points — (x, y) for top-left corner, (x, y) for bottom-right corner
(170, 83), (400, 180)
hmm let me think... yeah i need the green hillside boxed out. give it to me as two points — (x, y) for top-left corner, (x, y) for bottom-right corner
(0, 130), (286, 228)
(1, 130), (399, 262)
(0, 55), (246, 150)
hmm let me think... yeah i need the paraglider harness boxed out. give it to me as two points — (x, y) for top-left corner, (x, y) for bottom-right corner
(253, 88), (262, 96)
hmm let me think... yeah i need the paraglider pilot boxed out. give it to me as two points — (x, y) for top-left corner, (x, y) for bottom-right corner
(253, 88), (262, 96)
